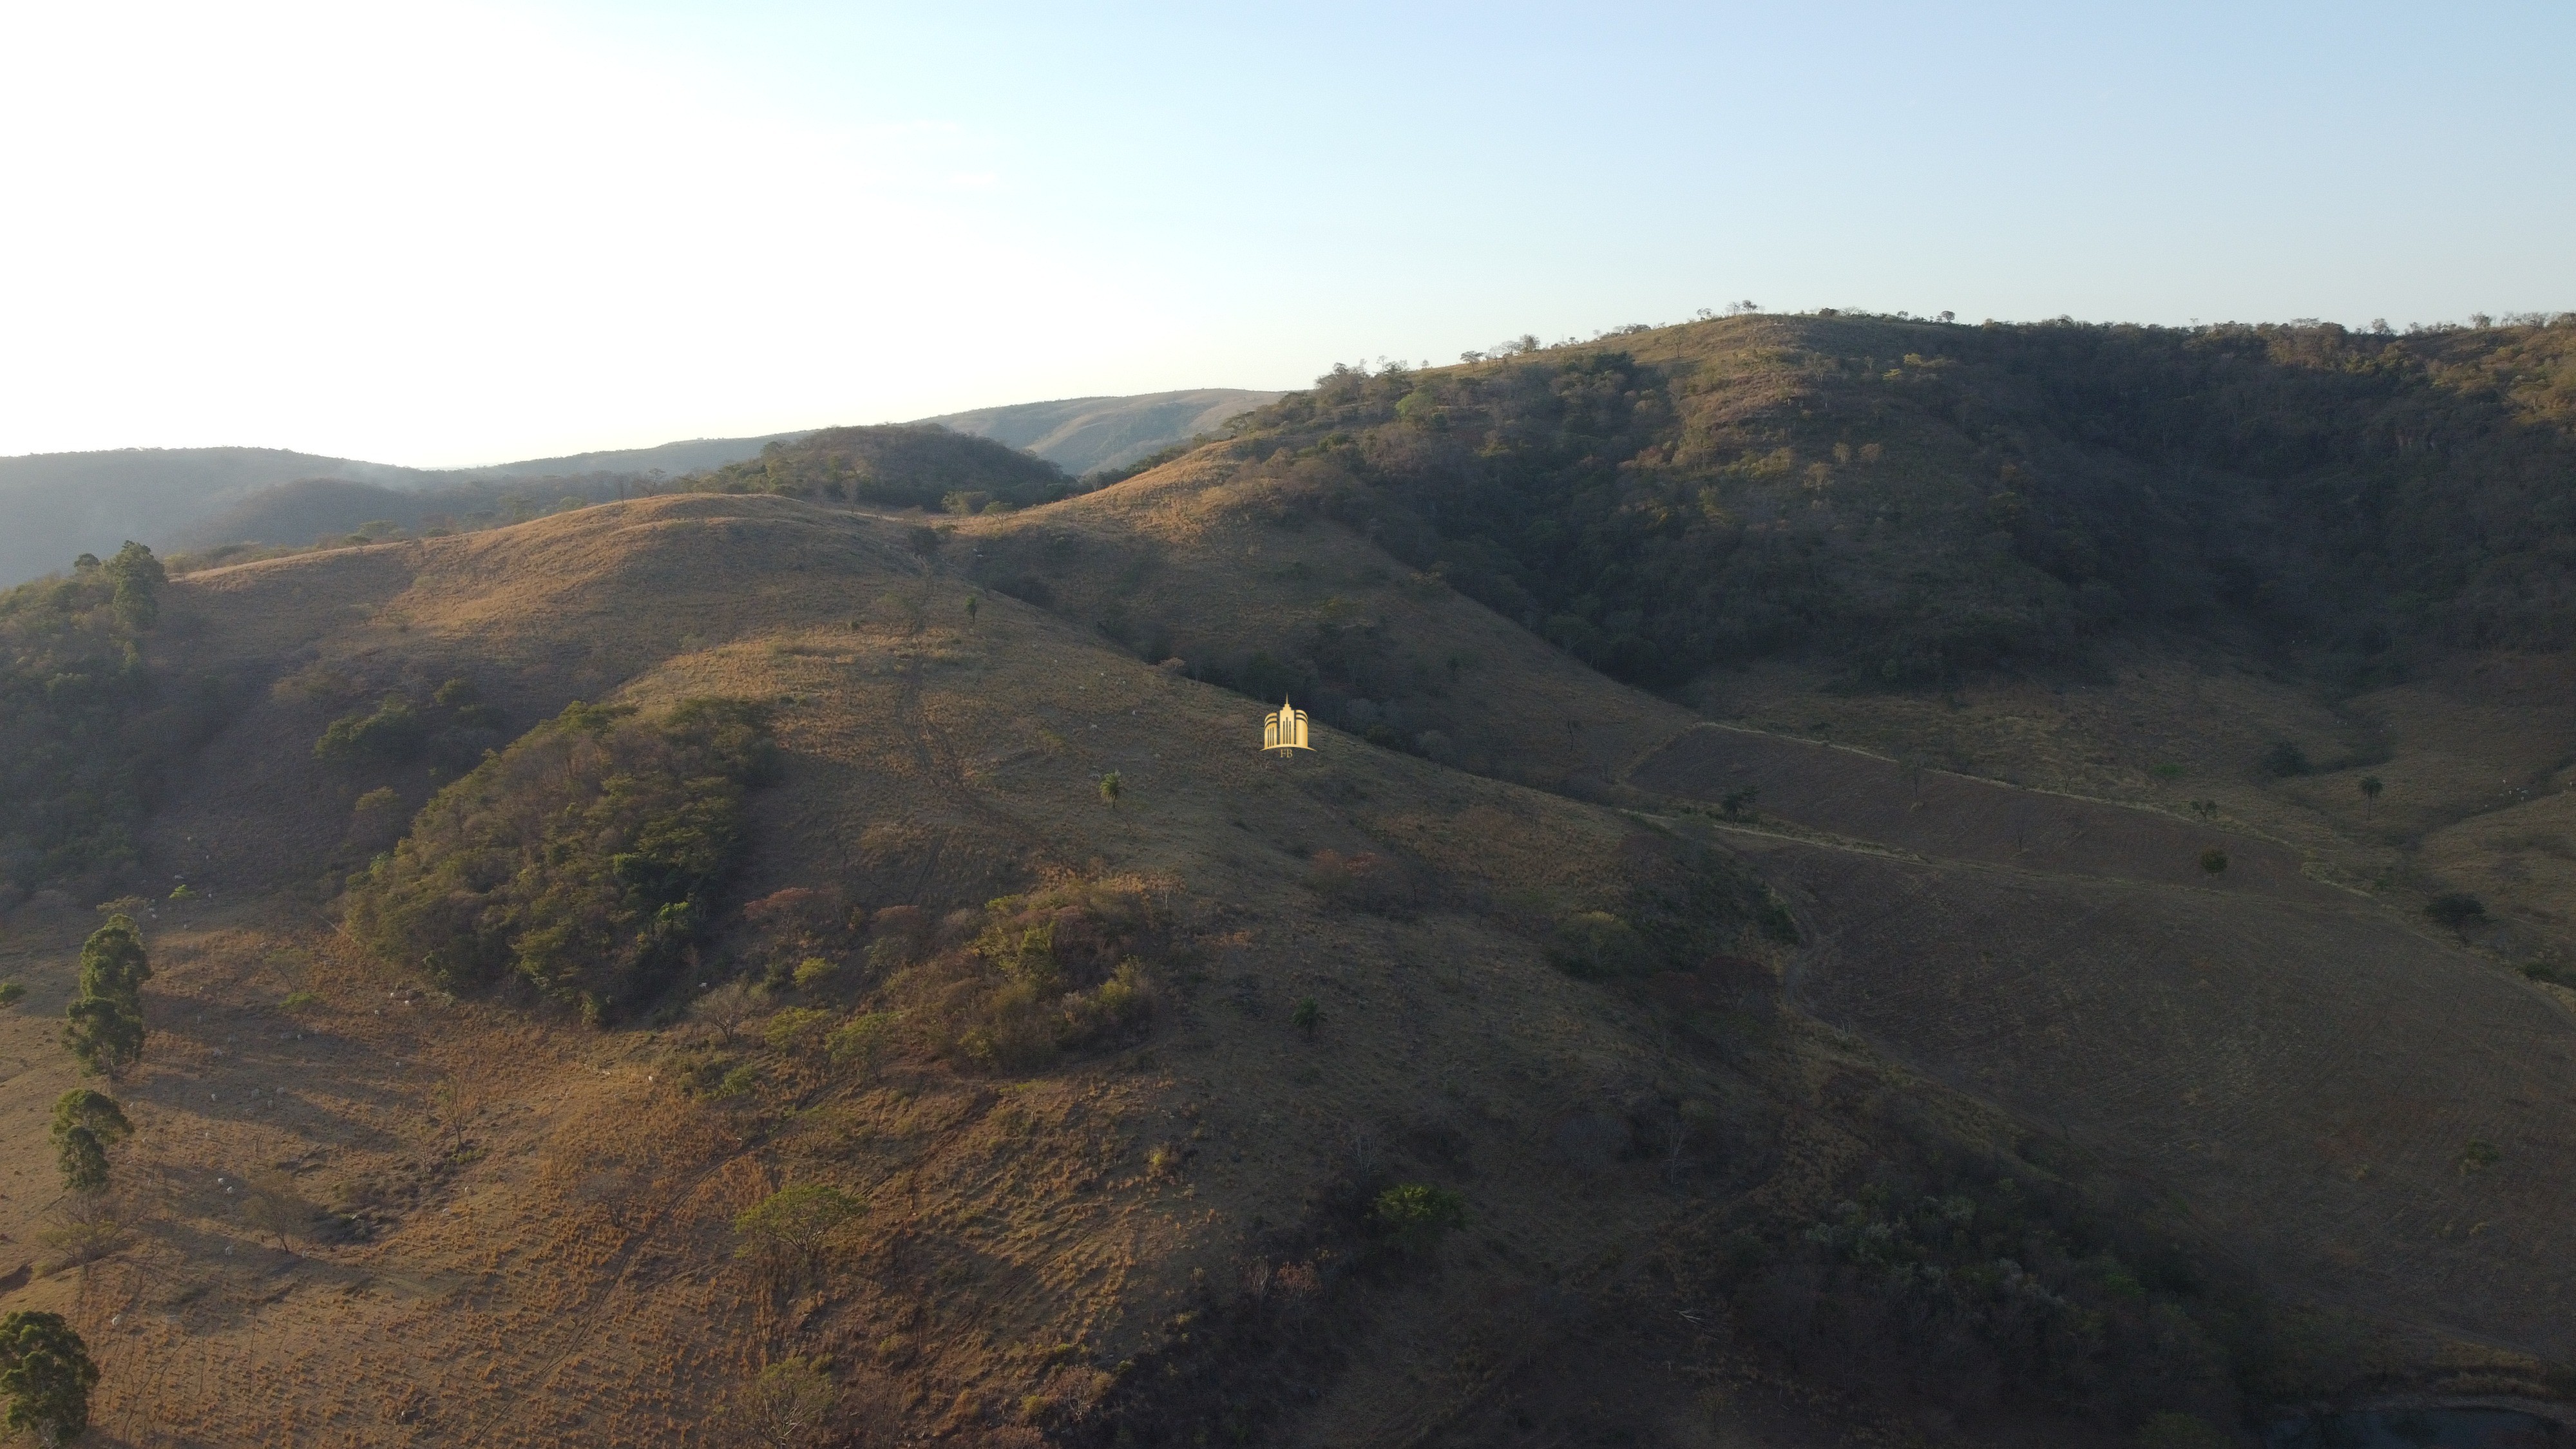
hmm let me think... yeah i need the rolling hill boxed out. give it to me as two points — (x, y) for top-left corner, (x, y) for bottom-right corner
(2, 313), (2575, 1445)
(0, 390), (1279, 587)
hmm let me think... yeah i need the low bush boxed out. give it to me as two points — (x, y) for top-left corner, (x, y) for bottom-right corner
(2426, 893), (2487, 934)
(901, 871), (1169, 1072)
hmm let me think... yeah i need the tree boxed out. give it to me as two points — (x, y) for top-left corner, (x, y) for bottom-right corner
(238, 1171), (318, 1254)
(63, 996), (143, 1081)
(0, 1311), (97, 1447)
(0, 983), (23, 1007)
(2359, 775), (2384, 809)
(75, 916), (149, 1004)
(733, 1183), (864, 1280)
(733, 1356), (839, 1448)
(2199, 849), (2229, 875)
(693, 980), (758, 1043)
(49, 1090), (129, 1196)
(52, 1130), (108, 1197)
(1292, 997), (1320, 1037)
(1098, 771), (1122, 805)
(67, 916), (151, 1078)
(102, 540), (164, 631)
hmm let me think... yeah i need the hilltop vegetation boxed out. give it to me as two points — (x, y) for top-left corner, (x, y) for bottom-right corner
(683, 422), (1076, 512)
(1205, 314), (2576, 687)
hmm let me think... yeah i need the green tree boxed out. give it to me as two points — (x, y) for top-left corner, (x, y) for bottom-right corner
(2359, 775), (2384, 808)
(733, 1182), (864, 1279)
(2199, 849), (2228, 875)
(102, 540), (165, 632)
(0, 1311), (97, 1447)
(63, 996), (143, 1081)
(75, 916), (149, 1005)
(48, 1090), (130, 1196)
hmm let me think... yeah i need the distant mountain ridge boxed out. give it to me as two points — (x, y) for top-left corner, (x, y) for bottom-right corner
(912, 388), (1280, 476)
(0, 388), (1279, 584)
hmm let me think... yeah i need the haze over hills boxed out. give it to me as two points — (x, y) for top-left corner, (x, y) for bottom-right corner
(913, 388), (1283, 477)
(5, 312), (2576, 1444)
(0, 388), (1280, 587)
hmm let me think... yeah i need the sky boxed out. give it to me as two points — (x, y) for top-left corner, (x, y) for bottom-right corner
(1, 1), (2570, 467)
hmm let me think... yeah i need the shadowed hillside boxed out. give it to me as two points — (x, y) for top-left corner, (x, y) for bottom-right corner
(1198, 313), (2576, 687)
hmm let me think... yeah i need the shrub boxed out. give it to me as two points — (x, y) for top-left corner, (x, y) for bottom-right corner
(763, 1007), (832, 1054)
(281, 990), (320, 1011)
(826, 1012), (897, 1070)
(2426, 893), (2487, 934)
(1292, 997), (1320, 1037)
(924, 872), (1167, 1071)
(313, 694), (426, 764)
(2258, 740), (2310, 777)
(1549, 911), (1653, 978)
(343, 697), (774, 1021)
(0, 983), (22, 1008)
(790, 956), (837, 991)
(735, 1356), (839, 1448)
(2199, 849), (2228, 875)
(1369, 1183), (1467, 1249)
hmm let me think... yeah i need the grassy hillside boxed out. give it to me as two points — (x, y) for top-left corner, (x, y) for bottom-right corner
(6, 319), (2576, 1444)
(0, 492), (2395, 1448)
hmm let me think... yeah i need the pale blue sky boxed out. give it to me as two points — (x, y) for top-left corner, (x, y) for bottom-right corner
(2, 1), (2568, 465)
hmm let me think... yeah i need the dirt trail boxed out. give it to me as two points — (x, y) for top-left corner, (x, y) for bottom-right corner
(1634, 723), (2331, 901)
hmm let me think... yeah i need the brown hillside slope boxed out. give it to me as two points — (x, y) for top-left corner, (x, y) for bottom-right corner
(0, 494), (2007, 1447)
(961, 450), (2576, 1360)
(1635, 723), (2576, 1354)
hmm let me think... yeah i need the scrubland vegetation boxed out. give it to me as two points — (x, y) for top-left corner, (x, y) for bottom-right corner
(3, 310), (2576, 1445)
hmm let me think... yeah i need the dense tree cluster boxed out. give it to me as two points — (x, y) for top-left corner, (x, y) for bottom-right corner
(685, 424), (1073, 512)
(0, 543), (222, 891)
(1208, 315), (2576, 687)
(343, 697), (776, 1022)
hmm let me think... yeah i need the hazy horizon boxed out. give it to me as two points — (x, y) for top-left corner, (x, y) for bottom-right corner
(4, 1), (2568, 466)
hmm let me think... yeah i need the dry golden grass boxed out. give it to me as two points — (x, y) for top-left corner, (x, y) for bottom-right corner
(0, 495), (1921, 1446)
(3, 478), (2571, 1442)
